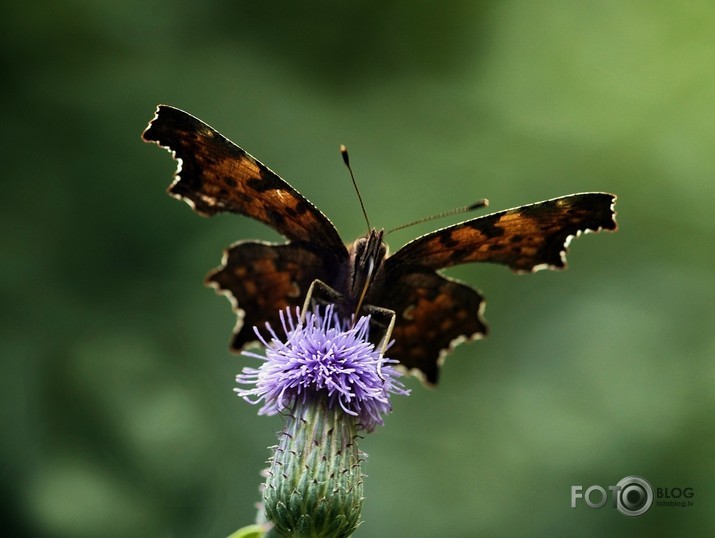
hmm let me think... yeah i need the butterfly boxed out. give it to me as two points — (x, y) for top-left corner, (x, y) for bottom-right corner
(142, 105), (617, 385)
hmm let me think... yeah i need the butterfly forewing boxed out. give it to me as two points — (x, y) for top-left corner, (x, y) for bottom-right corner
(387, 193), (617, 273)
(142, 105), (347, 253)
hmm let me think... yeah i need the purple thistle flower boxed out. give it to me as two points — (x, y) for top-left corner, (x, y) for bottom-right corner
(236, 305), (409, 432)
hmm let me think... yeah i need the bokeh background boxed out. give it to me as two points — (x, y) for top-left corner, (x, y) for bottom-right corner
(3, 1), (714, 536)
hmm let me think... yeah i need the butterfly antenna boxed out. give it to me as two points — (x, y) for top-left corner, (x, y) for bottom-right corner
(386, 198), (489, 235)
(340, 145), (371, 231)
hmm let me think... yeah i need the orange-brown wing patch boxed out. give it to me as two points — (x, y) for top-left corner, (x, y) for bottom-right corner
(388, 193), (617, 273)
(142, 105), (345, 251)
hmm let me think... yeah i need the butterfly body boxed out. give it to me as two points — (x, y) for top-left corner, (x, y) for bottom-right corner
(143, 105), (617, 385)
(344, 229), (387, 307)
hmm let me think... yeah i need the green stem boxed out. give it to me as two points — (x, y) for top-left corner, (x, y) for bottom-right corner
(263, 395), (364, 537)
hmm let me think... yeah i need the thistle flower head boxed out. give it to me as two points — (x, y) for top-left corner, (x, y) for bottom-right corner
(236, 305), (408, 432)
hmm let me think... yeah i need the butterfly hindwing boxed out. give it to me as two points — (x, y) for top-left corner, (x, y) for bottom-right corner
(206, 241), (343, 349)
(373, 270), (487, 385)
(142, 105), (346, 252)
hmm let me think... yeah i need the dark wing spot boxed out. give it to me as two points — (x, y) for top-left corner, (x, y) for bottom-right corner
(467, 219), (505, 238)
(439, 233), (460, 249)
(450, 248), (470, 263)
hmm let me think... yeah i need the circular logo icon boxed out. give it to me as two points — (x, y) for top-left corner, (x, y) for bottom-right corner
(615, 476), (653, 517)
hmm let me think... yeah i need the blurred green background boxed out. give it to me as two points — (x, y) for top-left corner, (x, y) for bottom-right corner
(3, 1), (714, 536)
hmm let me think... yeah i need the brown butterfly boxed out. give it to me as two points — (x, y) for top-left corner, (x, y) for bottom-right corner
(142, 105), (617, 385)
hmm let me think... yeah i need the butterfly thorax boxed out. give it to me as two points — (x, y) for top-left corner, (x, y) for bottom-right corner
(344, 229), (387, 309)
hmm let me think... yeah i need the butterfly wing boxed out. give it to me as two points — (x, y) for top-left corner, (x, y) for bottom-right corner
(379, 192), (617, 384)
(143, 105), (350, 349)
(387, 193), (617, 272)
(142, 105), (346, 251)
(206, 241), (342, 349)
(373, 270), (487, 385)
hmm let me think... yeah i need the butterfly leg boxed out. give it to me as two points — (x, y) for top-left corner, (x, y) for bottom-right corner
(362, 304), (396, 382)
(300, 279), (344, 324)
